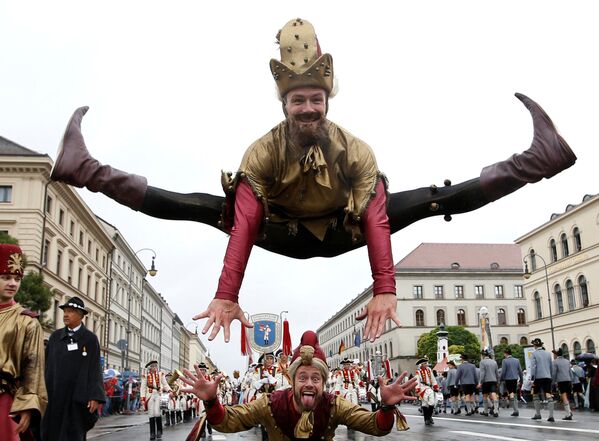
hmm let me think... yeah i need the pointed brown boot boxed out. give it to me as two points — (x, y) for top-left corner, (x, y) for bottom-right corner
(51, 106), (147, 210)
(480, 93), (576, 202)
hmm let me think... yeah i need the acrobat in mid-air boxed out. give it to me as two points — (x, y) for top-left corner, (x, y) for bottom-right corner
(50, 18), (576, 344)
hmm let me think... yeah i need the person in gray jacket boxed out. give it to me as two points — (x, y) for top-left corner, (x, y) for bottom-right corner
(478, 350), (500, 417)
(455, 354), (478, 416)
(552, 349), (573, 420)
(500, 348), (523, 416)
(530, 338), (555, 422)
(446, 361), (460, 414)
(570, 359), (585, 409)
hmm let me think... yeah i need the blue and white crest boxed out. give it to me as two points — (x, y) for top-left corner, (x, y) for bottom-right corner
(249, 313), (282, 354)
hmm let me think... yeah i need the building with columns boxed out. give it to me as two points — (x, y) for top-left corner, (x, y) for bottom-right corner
(0, 137), (112, 353)
(318, 243), (528, 374)
(516, 193), (598, 356)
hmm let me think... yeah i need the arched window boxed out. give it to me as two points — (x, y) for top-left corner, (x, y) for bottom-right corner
(579, 275), (589, 307)
(517, 308), (526, 325)
(588, 339), (596, 354)
(555, 284), (564, 314)
(389, 341), (393, 358)
(436, 309), (445, 326)
(534, 291), (542, 319)
(573, 227), (582, 252)
(457, 309), (466, 326)
(560, 343), (570, 359)
(500, 337), (508, 345)
(561, 233), (569, 258)
(384, 343), (388, 356)
(497, 308), (507, 326)
(415, 309), (425, 327)
(520, 336), (528, 345)
(550, 239), (558, 262)
(566, 279), (576, 310)
(530, 249), (537, 271)
(573, 341), (582, 356)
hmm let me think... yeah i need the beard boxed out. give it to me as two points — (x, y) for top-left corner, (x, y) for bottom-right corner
(293, 386), (323, 412)
(287, 112), (330, 148)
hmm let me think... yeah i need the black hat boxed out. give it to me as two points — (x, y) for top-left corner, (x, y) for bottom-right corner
(145, 360), (158, 368)
(416, 357), (429, 366)
(531, 338), (544, 347)
(552, 348), (563, 356)
(481, 349), (490, 357)
(447, 360), (456, 367)
(197, 362), (208, 370)
(258, 352), (275, 364)
(340, 357), (352, 366)
(59, 296), (88, 315)
(460, 354), (469, 361)
(570, 359), (576, 365)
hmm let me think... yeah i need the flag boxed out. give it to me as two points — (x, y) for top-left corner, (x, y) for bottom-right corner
(354, 332), (361, 348)
(338, 340), (345, 355)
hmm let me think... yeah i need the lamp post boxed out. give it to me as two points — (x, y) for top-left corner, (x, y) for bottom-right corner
(125, 248), (157, 411)
(523, 253), (555, 350)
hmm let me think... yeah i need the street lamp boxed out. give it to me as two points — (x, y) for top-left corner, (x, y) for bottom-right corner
(523, 252), (555, 350)
(125, 248), (157, 411)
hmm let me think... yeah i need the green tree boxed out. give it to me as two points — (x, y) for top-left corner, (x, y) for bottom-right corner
(493, 343), (525, 368)
(417, 326), (481, 363)
(0, 231), (19, 245)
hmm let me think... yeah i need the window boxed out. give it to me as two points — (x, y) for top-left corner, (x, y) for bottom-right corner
(514, 285), (523, 299)
(579, 275), (589, 307)
(436, 309), (445, 326)
(415, 309), (425, 327)
(46, 195), (53, 213)
(457, 309), (466, 326)
(520, 336), (528, 345)
(454, 285), (464, 299)
(70, 221), (75, 237)
(588, 339), (596, 354)
(497, 308), (507, 326)
(79, 231), (84, 246)
(573, 341), (582, 356)
(87, 275), (91, 295)
(529, 249), (537, 271)
(56, 250), (62, 276)
(43, 239), (50, 267)
(58, 209), (65, 226)
(534, 291), (542, 319)
(434, 285), (444, 299)
(77, 268), (82, 290)
(0, 185), (13, 203)
(500, 337), (509, 345)
(550, 239), (558, 262)
(95, 248), (99, 262)
(573, 227), (582, 252)
(561, 343), (570, 359)
(475, 285), (484, 299)
(566, 279), (575, 310)
(561, 233), (569, 258)
(517, 308), (526, 325)
(494, 285), (504, 299)
(68, 259), (73, 284)
(555, 284), (564, 314)
(413, 285), (423, 299)
(87, 240), (92, 254)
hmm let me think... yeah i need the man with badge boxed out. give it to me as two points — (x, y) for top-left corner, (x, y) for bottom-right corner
(141, 360), (171, 439)
(42, 297), (105, 441)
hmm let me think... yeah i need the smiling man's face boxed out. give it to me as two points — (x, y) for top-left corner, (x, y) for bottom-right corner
(293, 365), (324, 412)
(284, 86), (329, 148)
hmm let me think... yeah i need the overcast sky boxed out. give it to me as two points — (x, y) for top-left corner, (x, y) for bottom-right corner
(1, 1), (597, 375)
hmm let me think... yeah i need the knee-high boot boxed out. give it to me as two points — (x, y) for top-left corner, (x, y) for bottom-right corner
(149, 417), (156, 440)
(156, 415), (163, 438)
(51, 107), (147, 210)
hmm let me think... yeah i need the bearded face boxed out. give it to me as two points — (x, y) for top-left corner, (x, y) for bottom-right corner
(293, 365), (324, 412)
(284, 86), (330, 148)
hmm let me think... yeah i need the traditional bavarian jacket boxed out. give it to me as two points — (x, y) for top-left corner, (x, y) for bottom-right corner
(530, 349), (553, 380)
(141, 370), (170, 400)
(479, 357), (499, 384)
(552, 356), (572, 383)
(204, 389), (395, 440)
(500, 356), (523, 382)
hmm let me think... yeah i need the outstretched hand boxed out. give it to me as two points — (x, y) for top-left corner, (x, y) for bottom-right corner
(180, 365), (223, 401)
(356, 293), (401, 342)
(379, 371), (417, 406)
(193, 298), (253, 342)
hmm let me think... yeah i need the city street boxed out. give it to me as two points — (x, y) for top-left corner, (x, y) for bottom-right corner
(89, 404), (599, 441)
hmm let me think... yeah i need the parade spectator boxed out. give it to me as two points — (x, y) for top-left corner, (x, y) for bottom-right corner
(500, 348), (523, 416)
(570, 360), (585, 409)
(42, 296), (105, 440)
(587, 360), (599, 411)
(0, 244), (47, 441)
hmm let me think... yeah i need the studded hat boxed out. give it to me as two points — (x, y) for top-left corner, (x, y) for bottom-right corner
(0, 244), (24, 276)
(59, 296), (89, 315)
(270, 18), (334, 99)
(531, 337), (544, 347)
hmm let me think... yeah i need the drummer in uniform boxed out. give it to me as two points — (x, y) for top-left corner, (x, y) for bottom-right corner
(140, 360), (171, 440)
(251, 353), (278, 400)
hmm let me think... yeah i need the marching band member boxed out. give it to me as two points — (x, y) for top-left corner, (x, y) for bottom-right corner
(414, 357), (439, 427)
(141, 361), (171, 440)
(274, 350), (292, 391)
(337, 358), (360, 404)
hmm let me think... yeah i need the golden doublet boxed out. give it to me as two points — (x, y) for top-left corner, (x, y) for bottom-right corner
(237, 121), (381, 241)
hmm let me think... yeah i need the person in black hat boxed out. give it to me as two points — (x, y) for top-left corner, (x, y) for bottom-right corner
(42, 297), (105, 441)
(530, 337), (555, 422)
(455, 354), (479, 416)
(552, 348), (573, 420)
(141, 360), (171, 438)
(414, 357), (439, 426)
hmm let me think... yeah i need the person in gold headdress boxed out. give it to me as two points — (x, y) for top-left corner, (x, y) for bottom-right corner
(0, 244), (47, 441)
(50, 18), (576, 346)
(181, 331), (416, 441)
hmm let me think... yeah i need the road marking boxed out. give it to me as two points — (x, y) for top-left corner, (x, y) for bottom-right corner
(450, 431), (531, 441)
(211, 436), (227, 440)
(403, 414), (599, 434)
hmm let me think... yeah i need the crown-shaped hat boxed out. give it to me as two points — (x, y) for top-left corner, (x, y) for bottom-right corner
(270, 18), (334, 98)
(0, 244), (24, 276)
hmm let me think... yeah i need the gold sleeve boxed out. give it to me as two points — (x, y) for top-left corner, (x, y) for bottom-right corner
(213, 394), (269, 433)
(333, 396), (391, 436)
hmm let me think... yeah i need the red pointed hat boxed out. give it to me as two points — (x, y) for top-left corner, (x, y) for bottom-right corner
(290, 330), (327, 365)
(0, 244), (24, 276)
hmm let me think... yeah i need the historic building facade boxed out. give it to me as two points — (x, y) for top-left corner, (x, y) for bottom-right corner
(516, 194), (598, 357)
(318, 243), (528, 374)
